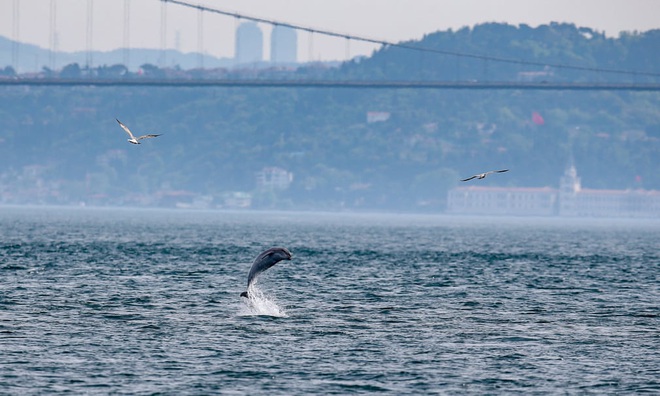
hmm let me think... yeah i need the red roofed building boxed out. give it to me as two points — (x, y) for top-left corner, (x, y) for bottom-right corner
(558, 164), (660, 217)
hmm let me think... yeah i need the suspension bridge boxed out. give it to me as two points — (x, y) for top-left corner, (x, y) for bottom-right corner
(2, 0), (659, 91)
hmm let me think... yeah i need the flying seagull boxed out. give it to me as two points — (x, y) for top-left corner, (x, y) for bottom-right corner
(240, 247), (293, 298)
(115, 119), (162, 144)
(461, 169), (509, 182)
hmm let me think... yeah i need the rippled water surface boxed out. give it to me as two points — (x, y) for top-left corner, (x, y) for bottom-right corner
(1, 206), (659, 394)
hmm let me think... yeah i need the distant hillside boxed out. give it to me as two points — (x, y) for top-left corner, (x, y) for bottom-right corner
(0, 35), (234, 72)
(338, 22), (660, 83)
(0, 23), (658, 211)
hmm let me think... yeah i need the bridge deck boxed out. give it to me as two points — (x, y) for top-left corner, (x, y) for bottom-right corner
(1, 78), (659, 91)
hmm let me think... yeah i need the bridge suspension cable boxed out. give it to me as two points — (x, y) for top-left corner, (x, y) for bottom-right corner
(13, 0), (20, 71)
(86, 0), (93, 67)
(123, 0), (130, 68)
(161, 0), (660, 78)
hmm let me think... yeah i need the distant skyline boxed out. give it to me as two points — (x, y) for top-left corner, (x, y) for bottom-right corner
(0, 0), (658, 63)
(235, 22), (263, 64)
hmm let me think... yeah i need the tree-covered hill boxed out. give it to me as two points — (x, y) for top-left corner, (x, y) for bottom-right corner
(0, 23), (658, 210)
(337, 22), (660, 83)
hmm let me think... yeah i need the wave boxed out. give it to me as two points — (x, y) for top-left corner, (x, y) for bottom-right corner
(238, 285), (288, 318)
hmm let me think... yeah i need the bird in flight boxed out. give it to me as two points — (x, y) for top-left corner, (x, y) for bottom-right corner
(116, 119), (162, 145)
(461, 169), (509, 182)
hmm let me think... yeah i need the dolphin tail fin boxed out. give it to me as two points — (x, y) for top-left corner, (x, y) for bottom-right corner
(240, 291), (249, 298)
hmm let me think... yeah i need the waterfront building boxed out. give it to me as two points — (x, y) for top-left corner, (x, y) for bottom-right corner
(447, 165), (660, 218)
(256, 167), (293, 191)
(558, 163), (660, 217)
(447, 186), (557, 216)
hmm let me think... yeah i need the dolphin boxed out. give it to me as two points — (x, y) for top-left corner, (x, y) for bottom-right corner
(240, 247), (293, 298)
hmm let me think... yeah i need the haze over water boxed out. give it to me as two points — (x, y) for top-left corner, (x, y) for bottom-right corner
(1, 206), (658, 394)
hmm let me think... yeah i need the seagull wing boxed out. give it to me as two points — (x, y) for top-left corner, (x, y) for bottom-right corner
(461, 175), (477, 182)
(483, 169), (509, 177)
(116, 119), (136, 140)
(136, 134), (162, 141)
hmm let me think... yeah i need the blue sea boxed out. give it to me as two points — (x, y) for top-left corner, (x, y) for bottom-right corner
(1, 206), (659, 394)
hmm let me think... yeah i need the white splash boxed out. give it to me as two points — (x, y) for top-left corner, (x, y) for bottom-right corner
(238, 285), (288, 317)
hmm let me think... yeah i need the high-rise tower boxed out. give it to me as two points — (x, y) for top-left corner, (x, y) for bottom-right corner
(235, 22), (263, 65)
(270, 25), (297, 64)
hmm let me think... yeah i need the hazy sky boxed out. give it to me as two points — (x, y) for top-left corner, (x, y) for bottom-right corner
(1, 0), (658, 62)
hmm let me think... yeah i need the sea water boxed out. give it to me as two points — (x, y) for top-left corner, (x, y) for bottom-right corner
(1, 206), (658, 394)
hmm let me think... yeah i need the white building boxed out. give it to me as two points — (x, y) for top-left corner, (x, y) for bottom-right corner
(256, 167), (293, 191)
(447, 186), (557, 216)
(558, 163), (660, 218)
(366, 111), (391, 123)
(222, 192), (252, 209)
(447, 164), (660, 218)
